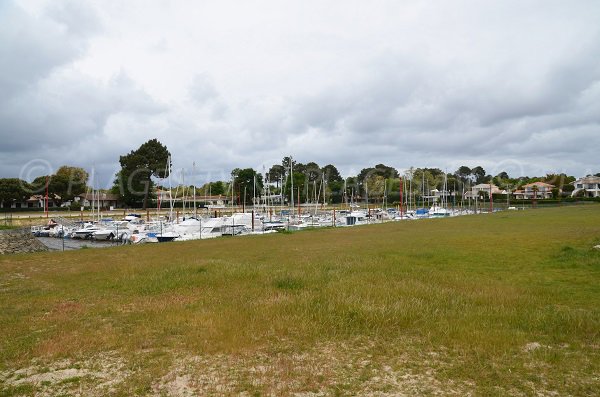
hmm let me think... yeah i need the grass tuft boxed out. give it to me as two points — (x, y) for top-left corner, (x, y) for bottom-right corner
(273, 276), (304, 290)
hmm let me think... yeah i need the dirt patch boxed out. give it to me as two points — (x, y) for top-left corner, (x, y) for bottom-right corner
(0, 352), (128, 396)
(151, 340), (471, 396)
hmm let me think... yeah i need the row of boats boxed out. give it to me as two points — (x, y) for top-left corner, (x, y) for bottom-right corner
(31, 206), (479, 244)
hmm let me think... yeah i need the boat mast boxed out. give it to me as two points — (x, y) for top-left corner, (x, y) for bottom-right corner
(399, 175), (404, 219)
(181, 168), (186, 215)
(383, 179), (387, 209)
(409, 173), (413, 211)
(167, 156), (173, 222)
(313, 180), (318, 215)
(343, 179), (348, 209)
(193, 162), (197, 219)
(322, 173), (326, 208)
(289, 156), (294, 214)
(365, 181), (368, 212)
(90, 166), (95, 222)
(230, 175), (234, 213)
(422, 171), (425, 209)
(280, 175), (284, 214)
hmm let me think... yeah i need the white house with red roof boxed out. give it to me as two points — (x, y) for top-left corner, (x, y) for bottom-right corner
(513, 182), (555, 200)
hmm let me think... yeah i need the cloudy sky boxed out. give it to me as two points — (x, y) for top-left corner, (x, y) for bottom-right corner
(1, 0), (599, 188)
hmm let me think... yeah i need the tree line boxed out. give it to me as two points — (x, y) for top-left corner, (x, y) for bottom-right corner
(0, 166), (88, 208)
(2, 138), (598, 209)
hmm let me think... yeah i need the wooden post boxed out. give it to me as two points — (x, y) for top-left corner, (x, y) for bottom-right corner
(44, 176), (49, 219)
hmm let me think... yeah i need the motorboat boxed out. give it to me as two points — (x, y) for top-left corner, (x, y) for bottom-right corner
(71, 223), (103, 239)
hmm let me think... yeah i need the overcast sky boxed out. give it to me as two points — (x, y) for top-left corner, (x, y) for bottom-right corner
(1, 0), (599, 188)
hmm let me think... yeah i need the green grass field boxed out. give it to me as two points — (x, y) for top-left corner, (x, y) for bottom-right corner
(1, 206), (599, 396)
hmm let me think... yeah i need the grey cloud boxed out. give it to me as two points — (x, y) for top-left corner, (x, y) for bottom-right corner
(188, 74), (219, 104)
(1, 71), (164, 152)
(2, 0), (600, 184)
(45, 1), (102, 37)
(0, 3), (84, 98)
(0, 2), (165, 182)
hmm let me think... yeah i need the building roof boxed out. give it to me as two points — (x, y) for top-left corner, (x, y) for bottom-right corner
(183, 195), (229, 201)
(523, 182), (555, 188)
(27, 194), (61, 201)
(472, 183), (499, 189)
(573, 176), (600, 184)
(79, 193), (120, 201)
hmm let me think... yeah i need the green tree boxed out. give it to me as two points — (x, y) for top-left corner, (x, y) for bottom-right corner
(26, 165), (89, 205)
(491, 172), (512, 190)
(471, 166), (487, 184)
(327, 180), (344, 203)
(0, 178), (31, 206)
(233, 168), (263, 204)
(294, 162), (306, 175)
(304, 162), (321, 182)
(543, 173), (575, 191)
(281, 156), (296, 171)
(210, 181), (226, 195)
(284, 172), (306, 203)
(455, 166), (472, 183)
(30, 175), (68, 205)
(55, 166), (89, 200)
(115, 139), (171, 208)
(562, 184), (575, 194)
(411, 168), (442, 195)
(357, 164), (399, 183)
(267, 164), (285, 187)
(364, 175), (386, 202)
(322, 164), (342, 183)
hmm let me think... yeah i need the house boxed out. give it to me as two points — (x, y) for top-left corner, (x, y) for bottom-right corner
(0, 195), (60, 209)
(464, 184), (502, 199)
(513, 182), (555, 200)
(171, 195), (231, 207)
(429, 189), (452, 199)
(75, 193), (121, 209)
(196, 195), (230, 207)
(255, 194), (284, 205)
(571, 176), (600, 198)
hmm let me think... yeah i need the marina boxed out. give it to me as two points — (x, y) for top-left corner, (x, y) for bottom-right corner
(27, 204), (495, 251)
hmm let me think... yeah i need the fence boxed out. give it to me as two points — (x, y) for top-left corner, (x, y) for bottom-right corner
(1, 213), (12, 227)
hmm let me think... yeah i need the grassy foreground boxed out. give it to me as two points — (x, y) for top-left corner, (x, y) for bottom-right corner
(1, 206), (599, 396)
